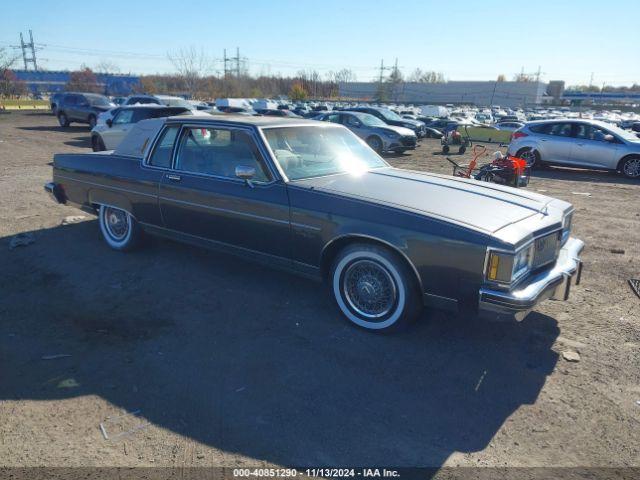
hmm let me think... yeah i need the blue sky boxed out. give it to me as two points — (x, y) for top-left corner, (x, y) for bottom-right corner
(1, 0), (638, 86)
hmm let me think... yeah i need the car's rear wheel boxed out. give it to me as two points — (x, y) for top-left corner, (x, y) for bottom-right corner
(619, 156), (640, 179)
(366, 136), (383, 154)
(57, 113), (70, 127)
(91, 135), (106, 152)
(517, 147), (539, 168)
(330, 243), (422, 332)
(98, 205), (143, 251)
(88, 114), (97, 129)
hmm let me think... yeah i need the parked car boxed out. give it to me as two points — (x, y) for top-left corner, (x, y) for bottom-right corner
(508, 119), (640, 179)
(345, 107), (427, 138)
(90, 105), (192, 151)
(496, 121), (525, 132)
(255, 108), (300, 118)
(56, 93), (115, 128)
(317, 111), (416, 154)
(46, 115), (583, 332)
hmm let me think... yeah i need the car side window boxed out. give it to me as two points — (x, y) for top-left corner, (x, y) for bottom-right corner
(345, 115), (361, 128)
(548, 123), (573, 137)
(65, 95), (77, 106)
(148, 126), (180, 168)
(113, 110), (134, 125)
(175, 127), (270, 182)
(326, 114), (341, 124)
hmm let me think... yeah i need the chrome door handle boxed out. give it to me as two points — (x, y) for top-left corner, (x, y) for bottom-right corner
(165, 174), (181, 182)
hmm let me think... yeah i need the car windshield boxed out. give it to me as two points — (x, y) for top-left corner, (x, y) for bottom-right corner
(162, 98), (192, 108)
(86, 95), (110, 106)
(359, 114), (386, 127)
(263, 126), (387, 180)
(379, 109), (402, 121)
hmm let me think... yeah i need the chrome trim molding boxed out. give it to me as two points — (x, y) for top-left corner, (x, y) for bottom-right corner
(54, 174), (156, 199)
(157, 196), (290, 226)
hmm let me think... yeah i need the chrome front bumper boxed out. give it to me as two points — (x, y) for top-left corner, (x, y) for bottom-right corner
(44, 182), (66, 204)
(478, 237), (584, 321)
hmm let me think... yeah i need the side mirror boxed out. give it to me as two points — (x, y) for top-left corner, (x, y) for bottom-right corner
(106, 119), (113, 128)
(235, 165), (256, 187)
(603, 134), (615, 142)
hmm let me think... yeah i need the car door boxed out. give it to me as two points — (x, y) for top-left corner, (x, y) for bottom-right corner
(158, 124), (291, 259)
(101, 109), (135, 149)
(72, 95), (90, 121)
(570, 123), (619, 168)
(63, 94), (79, 119)
(537, 122), (575, 164)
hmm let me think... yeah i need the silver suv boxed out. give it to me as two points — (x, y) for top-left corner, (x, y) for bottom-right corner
(508, 119), (640, 179)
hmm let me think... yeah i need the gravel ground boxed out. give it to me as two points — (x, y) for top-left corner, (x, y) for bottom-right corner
(0, 111), (639, 470)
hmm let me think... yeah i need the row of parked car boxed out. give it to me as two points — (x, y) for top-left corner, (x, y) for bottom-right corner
(48, 92), (640, 179)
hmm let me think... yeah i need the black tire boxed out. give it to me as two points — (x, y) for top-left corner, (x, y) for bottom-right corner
(442, 145), (450, 154)
(366, 136), (383, 154)
(619, 156), (640, 179)
(51, 105), (57, 116)
(88, 114), (97, 129)
(516, 147), (540, 168)
(57, 113), (70, 127)
(91, 135), (106, 152)
(98, 205), (144, 251)
(458, 146), (466, 155)
(330, 243), (422, 332)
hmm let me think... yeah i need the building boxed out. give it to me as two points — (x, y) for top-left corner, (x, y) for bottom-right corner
(13, 70), (140, 96)
(338, 80), (548, 107)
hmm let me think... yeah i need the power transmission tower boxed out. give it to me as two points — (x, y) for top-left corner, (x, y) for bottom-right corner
(14, 30), (38, 70)
(235, 47), (240, 78)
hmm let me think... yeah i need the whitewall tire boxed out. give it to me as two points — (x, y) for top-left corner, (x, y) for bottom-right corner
(330, 243), (421, 332)
(98, 205), (142, 251)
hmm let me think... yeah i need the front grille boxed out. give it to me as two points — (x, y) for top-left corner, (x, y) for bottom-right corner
(532, 231), (561, 269)
(401, 136), (417, 146)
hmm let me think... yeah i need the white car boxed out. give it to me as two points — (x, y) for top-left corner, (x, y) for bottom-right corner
(496, 121), (525, 132)
(91, 105), (193, 151)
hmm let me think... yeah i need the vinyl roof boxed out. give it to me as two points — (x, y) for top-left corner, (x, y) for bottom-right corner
(165, 113), (323, 128)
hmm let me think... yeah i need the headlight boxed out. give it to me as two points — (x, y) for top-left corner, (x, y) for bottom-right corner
(561, 212), (573, 245)
(486, 245), (534, 284)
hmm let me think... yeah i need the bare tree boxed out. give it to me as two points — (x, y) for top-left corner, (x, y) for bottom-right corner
(408, 68), (445, 83)
(94, 60), (120, 74)
(0, 47), (18, 71)
(327, 68), (356, 84)
(167, 47), (212, 95)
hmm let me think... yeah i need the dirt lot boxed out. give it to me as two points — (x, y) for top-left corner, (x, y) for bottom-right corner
(0, 111), (639, 470)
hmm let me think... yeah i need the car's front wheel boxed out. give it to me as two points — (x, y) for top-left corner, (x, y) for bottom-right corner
(98, 205), (143, 251)
(366, 136), (383, 154)
(92, 135), (106, 152)
(330, 243), (422, 332)
(619, 156), (640, 179)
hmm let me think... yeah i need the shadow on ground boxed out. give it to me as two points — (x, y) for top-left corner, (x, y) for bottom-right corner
(532, 165), (636, 185)
(18, 125), (89, 134)
(0, 221), (560, 467)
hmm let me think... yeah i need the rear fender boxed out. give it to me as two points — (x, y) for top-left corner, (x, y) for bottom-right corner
(88, 189), (135, 217)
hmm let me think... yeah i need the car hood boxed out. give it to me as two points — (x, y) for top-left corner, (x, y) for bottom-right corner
(293, 167), (564, 237)
(393, 118), (422, 128)
(378, 126), (416, 137)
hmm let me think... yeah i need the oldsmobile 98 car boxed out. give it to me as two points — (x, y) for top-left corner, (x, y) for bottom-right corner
(45, 115), (584, 332)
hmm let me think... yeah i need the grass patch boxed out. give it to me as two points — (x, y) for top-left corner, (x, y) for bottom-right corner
(0, 99), (49, 109)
